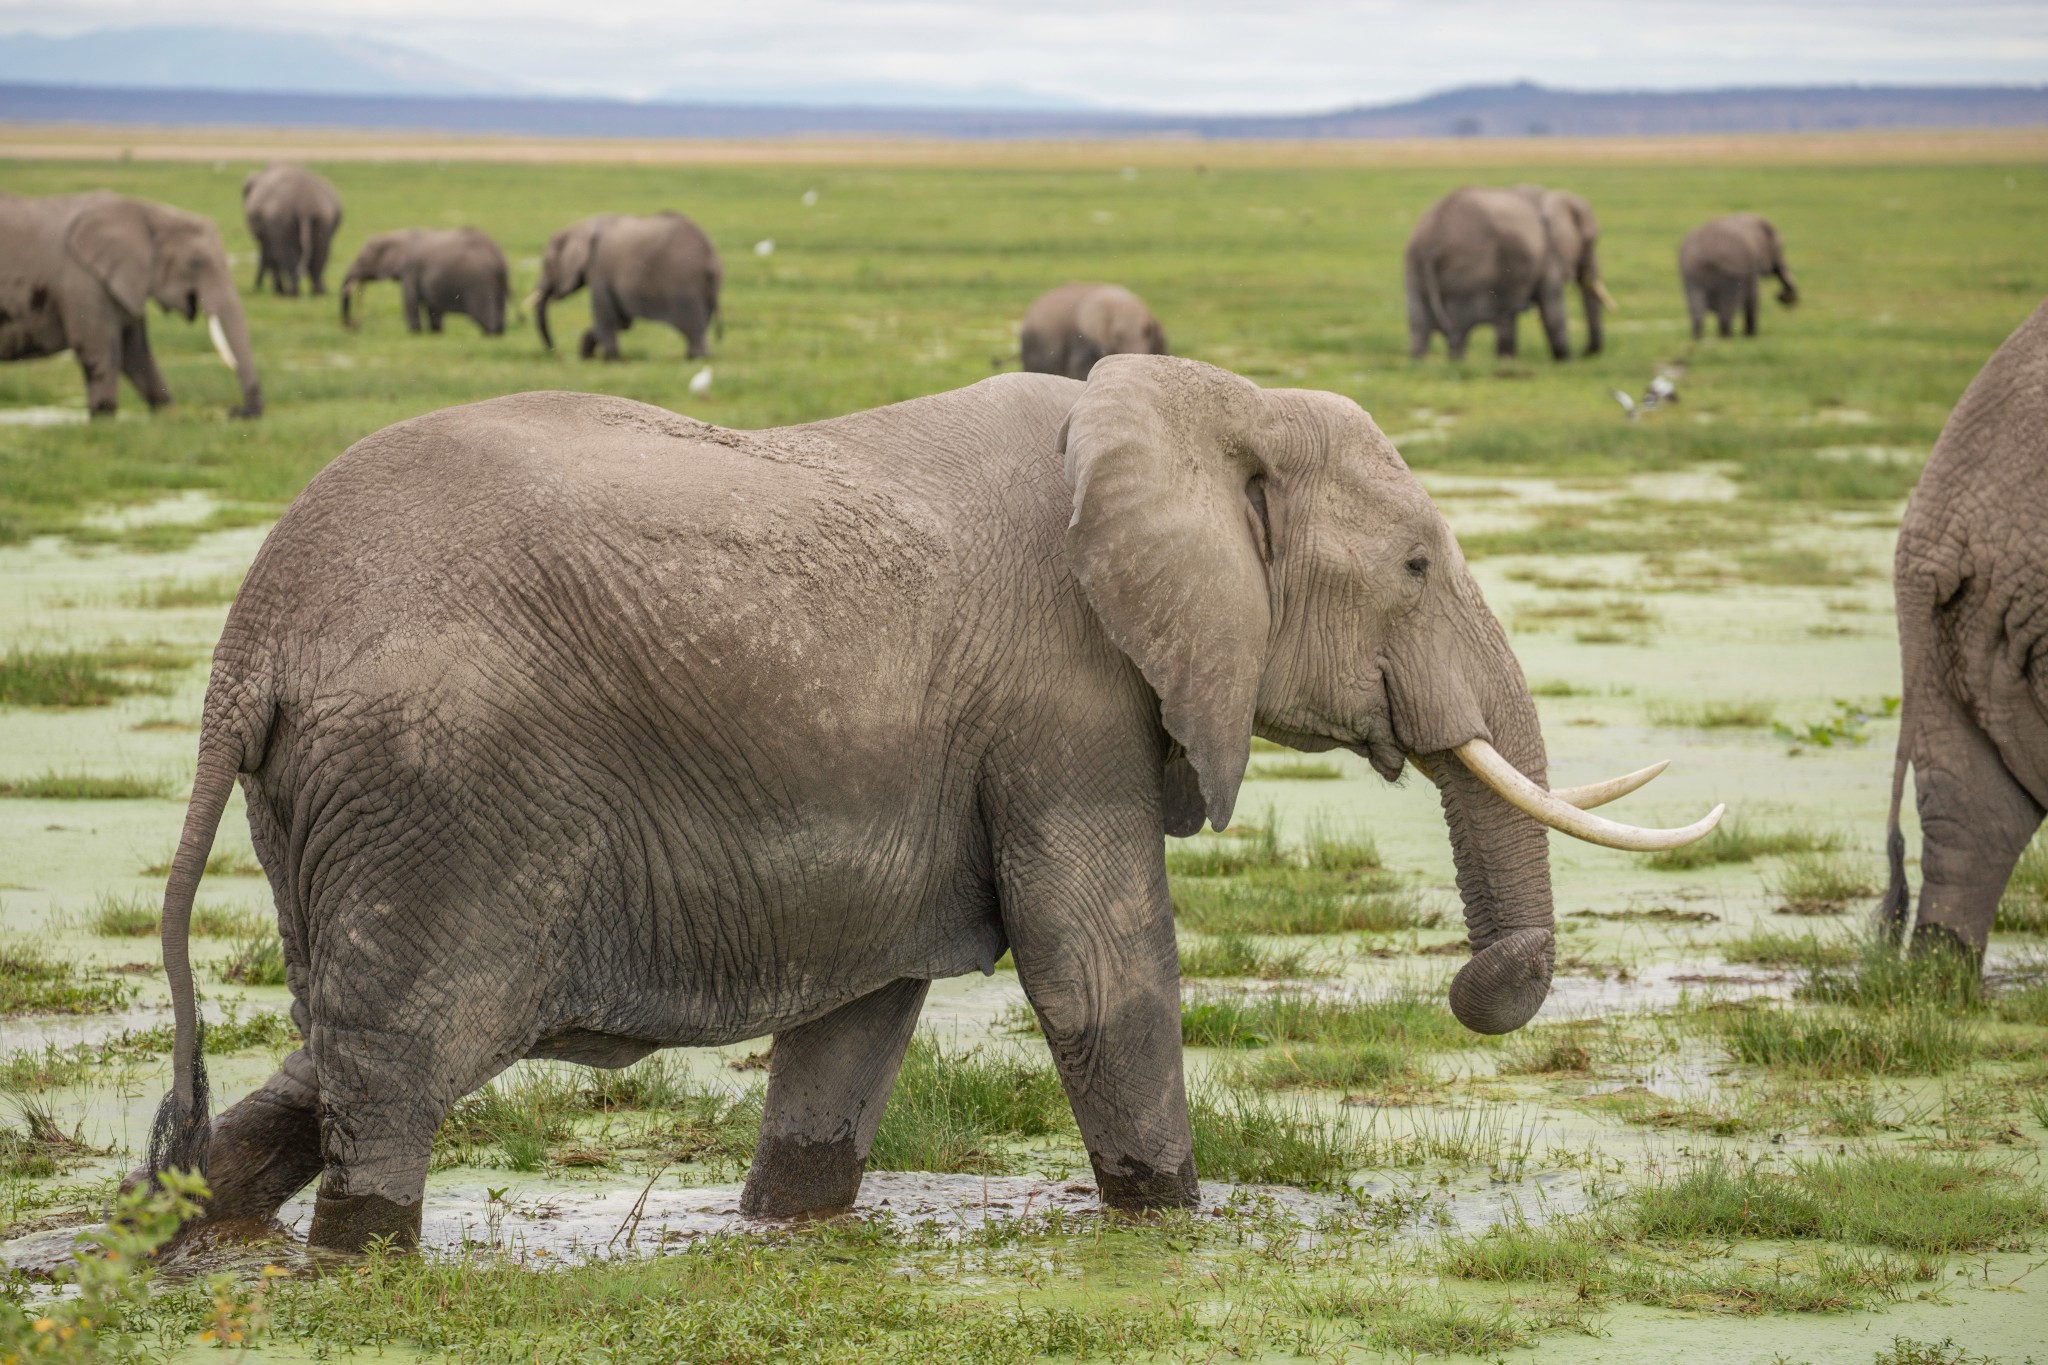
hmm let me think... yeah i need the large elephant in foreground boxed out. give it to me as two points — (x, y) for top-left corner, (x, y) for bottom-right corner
(341, 228), (509, 336)
(1679, 214), (1798, 340)
(242, 163), (343, 297)
(1406, 186), (1576, 361)
(1882, 297), (2048, 962)
(0, 191), (263, 417)
(530, 211), (722, 360)
(1020, 283), (1169, 379)
(146, 358), (1716, 1252)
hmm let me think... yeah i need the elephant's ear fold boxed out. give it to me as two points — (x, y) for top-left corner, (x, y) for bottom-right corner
(553, 220), (600, 289)
(65, 196), (152, 316)
(1063, 355), (1273, 834)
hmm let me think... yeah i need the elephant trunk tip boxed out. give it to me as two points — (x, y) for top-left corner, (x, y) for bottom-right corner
(1447, 927), (1555, 1034)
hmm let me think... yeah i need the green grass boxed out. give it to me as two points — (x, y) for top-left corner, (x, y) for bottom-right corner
(1245, 758), (1343, 780)
(215, 931), (287, 986)
(120, 575), (243, 609)
(1185, 1084), (1355, 1187)
(0, 644), (192, 707)
(0, 770), (175, 799)
(1172, 873), (1433, 935)
(88, 891), (267, 938)
(1177, 932), (1319, 980)
(1235, 1041), (1412, 1091)
(1734, 547), (1859, 586)
(1645, 818), (1843, 870)
(1722, 928), (1859, 969)
(137, 846), (265, 878)
(1181, 988), (1470, 1051)
(1717, 1002), (1978, 1076)
(1646, 697), (1777, 728)
(0, 942), (133, 1015)
(866, 1035), (1072, 1174)
(1772, 851), (1879, 913)
(1998, 831), (2048, 934)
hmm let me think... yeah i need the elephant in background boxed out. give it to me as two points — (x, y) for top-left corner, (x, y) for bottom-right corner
(242, 164), (343, 297)
(1515, 185), (1614, 357)
(1020, 283), (1169, 379)
(1406, 187), (1571, 361)
(143, 355), (1716, 1253)
(1679, 214), (1798, 340)
(0, 190), (263, 417)
(531, 212), (722, 360)
(341, 228), (509, 336)
(1882, 296), (2048, 965)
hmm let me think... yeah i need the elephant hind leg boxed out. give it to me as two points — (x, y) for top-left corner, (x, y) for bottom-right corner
(741, 977), (930, 1219)
(119, 320), (172, 410)
(1493, 310), (1519, 360)
(186, 1047), (324, 1234)
(1742, 278), (1759, 336)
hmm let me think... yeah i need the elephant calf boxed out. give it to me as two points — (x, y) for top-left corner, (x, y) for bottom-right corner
(1882, 296), (2048, 965)
(1679, 214), (1797, 340)
(1407, 187), (1587, 362)
(532, 211), (722, 360)
(0, 190), (263, 417)
(243, 163), (344, 298)
(341, 228), (510, 336)
(1020, 283), (1169, 379)
(144, 358), (1716, 1253)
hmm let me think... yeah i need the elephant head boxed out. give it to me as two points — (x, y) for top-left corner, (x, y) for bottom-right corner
(1063, 357), (1719, 1032)
(529, 216), (609, 350)
(339, 230), (409, 329)
(65, 193), (263, 417)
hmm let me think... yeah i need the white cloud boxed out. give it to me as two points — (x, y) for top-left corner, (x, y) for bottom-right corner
(0, 1), (2042, 108)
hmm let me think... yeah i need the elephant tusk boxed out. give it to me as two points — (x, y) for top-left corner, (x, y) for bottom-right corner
(1552, 759), (1667, 810)
(1409, 753), (1667, 809)
(206, 314), (238, 372)
(1450, 739), (1721, 852)
(522, 289), (544, 312)
(1593, 280), (1618, 312)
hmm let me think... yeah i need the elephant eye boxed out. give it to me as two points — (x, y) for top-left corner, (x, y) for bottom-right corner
(1405, 555), (1431, 579)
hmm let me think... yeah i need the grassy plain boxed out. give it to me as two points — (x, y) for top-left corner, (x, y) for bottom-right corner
(2, 131), (2047, 1362)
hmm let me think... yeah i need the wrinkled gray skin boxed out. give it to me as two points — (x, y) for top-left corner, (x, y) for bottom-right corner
(0, 191), (263, 418)
(1406, 187), (1570, 362)
(533, 212), (722, 360)
(1514, 185), (1606, 357)
(147, 357), (1560, 1253)
(1020, 283), (1169, 379)
(341, 228), (509, 336)
(1880, 297), (2048, 965)
(242, 164), (343, 298)
(1679, 214), (1798, 340)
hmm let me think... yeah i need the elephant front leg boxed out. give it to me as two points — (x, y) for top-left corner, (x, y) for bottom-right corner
(1907, 682), (2045, 959)
(740, 976), (930, 1218)
(998, 808), (1196, 1212)
(401, 279), (424, 334)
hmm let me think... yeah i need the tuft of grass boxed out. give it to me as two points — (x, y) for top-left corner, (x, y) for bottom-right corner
(1636, 1151), (2046, 1256)
(137, 846), (264, 878)
(1177, 933), (1319, 981)
(1182, 989), (1471, 1052)
(1236, 1041), (1412, 1091)
(1735, 547), (1858, 586)
(89, 891), (266, 938)
(581, 1052), (693, 1112)
(1772, 852), (1878, 913)
(0, 942), (133, 1015)
(0, 1096), (98, 1178)
(1529, 678), (1596, 697)
(0, 1044), (95, 1093)
(1645, 818), (1843, 870)
(1722, 928), (1859, 970)
(1165, 822), (1289, 877)
(1993, 977), (2048, 1027)
(1186, 1084), (1355, 1188)
(1646, 697), (1777, 728)
(0, 770), (174, 799)
(216, 932), (288, 986)
(0, 644), (191, 708)
(1718, 1001), (1978, 1076)
(121, 575), (242, 609)
(1998, 831), (2048, 934)
(1173, 874), (1433, 935)
(1497, 1028), (1594, 1075)
(868, 1035), (1072, 1174)
(1246, 758), (1344, 781)
(438, 1070), (583, 1171)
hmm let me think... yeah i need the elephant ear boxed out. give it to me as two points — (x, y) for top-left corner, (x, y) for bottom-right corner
(551, 218), (602, 291)
(65, 195), (153, 316)
(1062, 355), (1274, 834)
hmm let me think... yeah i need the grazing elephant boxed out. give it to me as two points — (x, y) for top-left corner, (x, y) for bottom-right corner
(0, 190), (263, 418)
(1679, 214), (1798, 340)
(340, 228), (509, 336)
(1881, 297), (2048, 965)
(1406, 187), (1571, 362)
(242, 163), (343, 298)
(1020, 283), (1169, 379)
(1514, 185), (1615, 357)
(531, 212), (722, 360)
(145, 357), (1716, 1252)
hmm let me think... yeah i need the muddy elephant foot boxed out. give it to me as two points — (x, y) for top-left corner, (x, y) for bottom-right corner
(739, 1132), (862, 1219)
(308, 1192), (421, 1253)
(1909, 919), (1984, 974)
(1092, 1154), (1198, 1214)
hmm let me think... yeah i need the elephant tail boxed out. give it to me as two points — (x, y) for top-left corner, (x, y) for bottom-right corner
(1417, 247), (1453, 339)
(147, 679), (273, 1185)
(1878, 572), (1931, 943)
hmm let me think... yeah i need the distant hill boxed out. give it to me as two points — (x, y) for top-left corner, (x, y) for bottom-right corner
(0, 26), (516, 97)
(1, 78), (2044, 141)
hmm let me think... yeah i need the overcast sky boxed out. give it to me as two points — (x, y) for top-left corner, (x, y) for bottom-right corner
(2, 1), (2042, 109)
